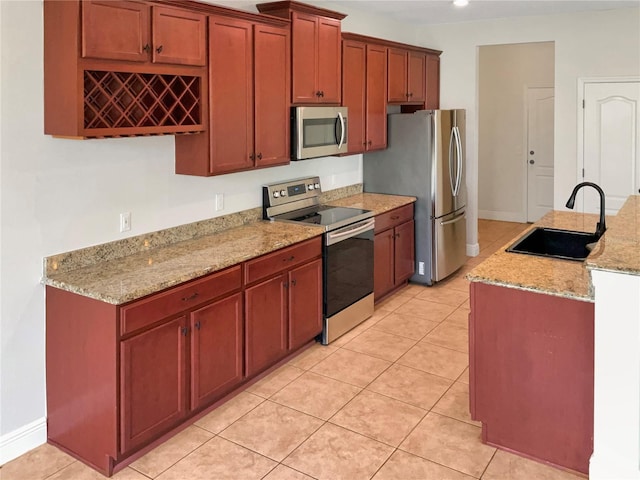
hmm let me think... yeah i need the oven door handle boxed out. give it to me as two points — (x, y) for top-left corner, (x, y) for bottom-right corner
(326, 218), (375, 246)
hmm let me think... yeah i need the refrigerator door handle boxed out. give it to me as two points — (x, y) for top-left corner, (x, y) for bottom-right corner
(454, 126), (463, 196)
(440, 212), (466, 226)
(448, 127), (457, 195)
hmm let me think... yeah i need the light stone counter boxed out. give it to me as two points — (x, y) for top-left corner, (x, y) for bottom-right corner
(43, 221), (324, 305)
(586, 195), (640, 276)
(467, 210), (601, 302)
(326, 192), (416, 214)
(42, 188), (415, 306)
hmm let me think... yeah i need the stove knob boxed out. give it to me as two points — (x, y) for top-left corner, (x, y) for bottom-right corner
(314, 182), (320, 189)
(273, 191), (280, 198)
(280, 189), (287, 197)
(307, 184), (315, 190)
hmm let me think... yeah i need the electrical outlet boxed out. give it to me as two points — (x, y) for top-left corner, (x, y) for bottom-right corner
(120, 212), (131, 232)
(215, 193), (224, 211)
(418, 262), (425, 275)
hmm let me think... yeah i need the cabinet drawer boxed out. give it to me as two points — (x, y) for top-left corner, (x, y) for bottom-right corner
(375, 204), (414, 233)
(244, 237), (322, 285)
(120, 266), (242, 336)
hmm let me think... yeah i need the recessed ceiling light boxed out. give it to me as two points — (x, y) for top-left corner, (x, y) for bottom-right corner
(453, 0), (469, 7)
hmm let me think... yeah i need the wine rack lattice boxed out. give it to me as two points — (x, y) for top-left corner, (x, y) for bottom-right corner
(84, 71), (201, 130)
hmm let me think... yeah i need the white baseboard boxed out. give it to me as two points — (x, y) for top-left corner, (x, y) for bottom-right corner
(467, 243), (480, 257)
(0, 417), (47, 465)
(478, 209), (525, 223)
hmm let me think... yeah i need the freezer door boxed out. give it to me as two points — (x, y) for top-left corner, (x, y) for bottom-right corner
(432, 210), (466, 282)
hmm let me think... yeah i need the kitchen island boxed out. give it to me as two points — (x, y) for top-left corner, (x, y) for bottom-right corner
(467, 195), (640, 476)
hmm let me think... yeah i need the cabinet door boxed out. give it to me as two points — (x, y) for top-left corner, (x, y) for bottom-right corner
(152, 7), (206, 66)
(342, 40), (366, 153)
(387, 48), (408, 103)
(317, 17), (342, 103)
(245, 275), (288, 377)
(291, 12), (319, 104)
(407, 51), (427, 103)
(374, 230), (395, 300)
(190, 293), (243, 411)
(120, 316), (187, 454)
(289, 259), (323, 351)
(254, 24), (290, 168)
(394, 220), (415, 283)
(425, 53), (440, 110)
(209, 16), (255, 175)
(82, 0), (149, 62)
(366, 44), (388, 151)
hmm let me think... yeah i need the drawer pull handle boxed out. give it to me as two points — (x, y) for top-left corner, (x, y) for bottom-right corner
(391, 215), (400, 220)
(283, 255), (295, 262)
(182, 292), (199, 301)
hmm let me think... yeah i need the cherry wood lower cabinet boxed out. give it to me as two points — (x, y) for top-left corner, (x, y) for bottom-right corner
(373, 204), (415, 301)
(245, 238), (323, 376)
(469, 282), (594, 474)
(46, 237), (322, 476)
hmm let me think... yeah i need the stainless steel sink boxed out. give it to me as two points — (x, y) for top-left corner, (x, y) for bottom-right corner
(506, 227), (600, 261)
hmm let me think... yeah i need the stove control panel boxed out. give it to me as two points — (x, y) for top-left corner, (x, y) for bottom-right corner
(263, 176), (322, 218)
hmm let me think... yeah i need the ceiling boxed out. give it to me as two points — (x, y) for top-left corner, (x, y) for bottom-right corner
(328, 0), (639, 25)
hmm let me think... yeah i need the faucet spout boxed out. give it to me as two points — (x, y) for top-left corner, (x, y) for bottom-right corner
(565, 182), (607, 238)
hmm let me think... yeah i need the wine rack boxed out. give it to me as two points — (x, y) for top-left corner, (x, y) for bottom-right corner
(83, 71), (202, 135)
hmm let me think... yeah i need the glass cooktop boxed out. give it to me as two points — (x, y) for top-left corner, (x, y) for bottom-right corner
(274, 205), (373, 231)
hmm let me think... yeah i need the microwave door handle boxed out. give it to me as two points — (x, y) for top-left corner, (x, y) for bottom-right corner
(336, 112), (345, 149)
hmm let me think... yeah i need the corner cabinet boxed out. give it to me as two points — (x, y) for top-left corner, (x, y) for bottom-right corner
(374, 204), (415, 301)
(175, 15), (290, 176)
(257, 1), (346, 105)
(342, 34), (388, 154)
(44, 0), (208, 138)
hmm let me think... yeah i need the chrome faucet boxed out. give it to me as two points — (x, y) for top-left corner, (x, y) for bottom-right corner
(565, 182), (607, 238)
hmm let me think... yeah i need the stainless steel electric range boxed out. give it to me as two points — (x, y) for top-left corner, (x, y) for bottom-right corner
(263, 177), (374, 344)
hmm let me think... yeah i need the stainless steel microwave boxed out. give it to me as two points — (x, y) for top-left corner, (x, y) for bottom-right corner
(291, 106), (348, 160)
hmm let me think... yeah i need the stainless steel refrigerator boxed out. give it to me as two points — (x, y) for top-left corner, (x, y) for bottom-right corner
(364, 110), (466, 285)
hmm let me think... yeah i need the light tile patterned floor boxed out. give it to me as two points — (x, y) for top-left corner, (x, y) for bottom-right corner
(1, 220), (586, 480)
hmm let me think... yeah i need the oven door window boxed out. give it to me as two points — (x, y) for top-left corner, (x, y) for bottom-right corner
(324, 229), (374, 318)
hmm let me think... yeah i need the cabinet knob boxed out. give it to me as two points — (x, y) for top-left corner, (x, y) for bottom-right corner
(283, 281), (289, 288)
(249, 153), (255, 160)
(142, 44), (151, 53)
(291, 279), (297, 287)
(181, 326), (189, 336)
(194, 321), (201, 330)
(409, 92), (413, 98)
(257, 152), (262, 160)
(368, 140), (372, 146)
(156, 45), (163, 54)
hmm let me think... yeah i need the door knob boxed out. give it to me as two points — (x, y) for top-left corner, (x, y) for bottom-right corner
(529, 159), (535, 164)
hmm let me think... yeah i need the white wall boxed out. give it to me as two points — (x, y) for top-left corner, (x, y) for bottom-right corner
(0, 0), (419, 463)
(417, 6), (640, 247)
(478, 42), (554, 222)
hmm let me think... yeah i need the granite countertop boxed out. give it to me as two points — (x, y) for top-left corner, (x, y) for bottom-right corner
(327, 192), (416, 213)
(468, 195), (640, 301)
(467, 210), (601, 302)
(586, 195), (640, 275)
(43, 191), (416, 305)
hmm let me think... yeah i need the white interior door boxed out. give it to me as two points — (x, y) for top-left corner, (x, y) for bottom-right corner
(583, 81), (640, 215)
(526, 87), (555, 222)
